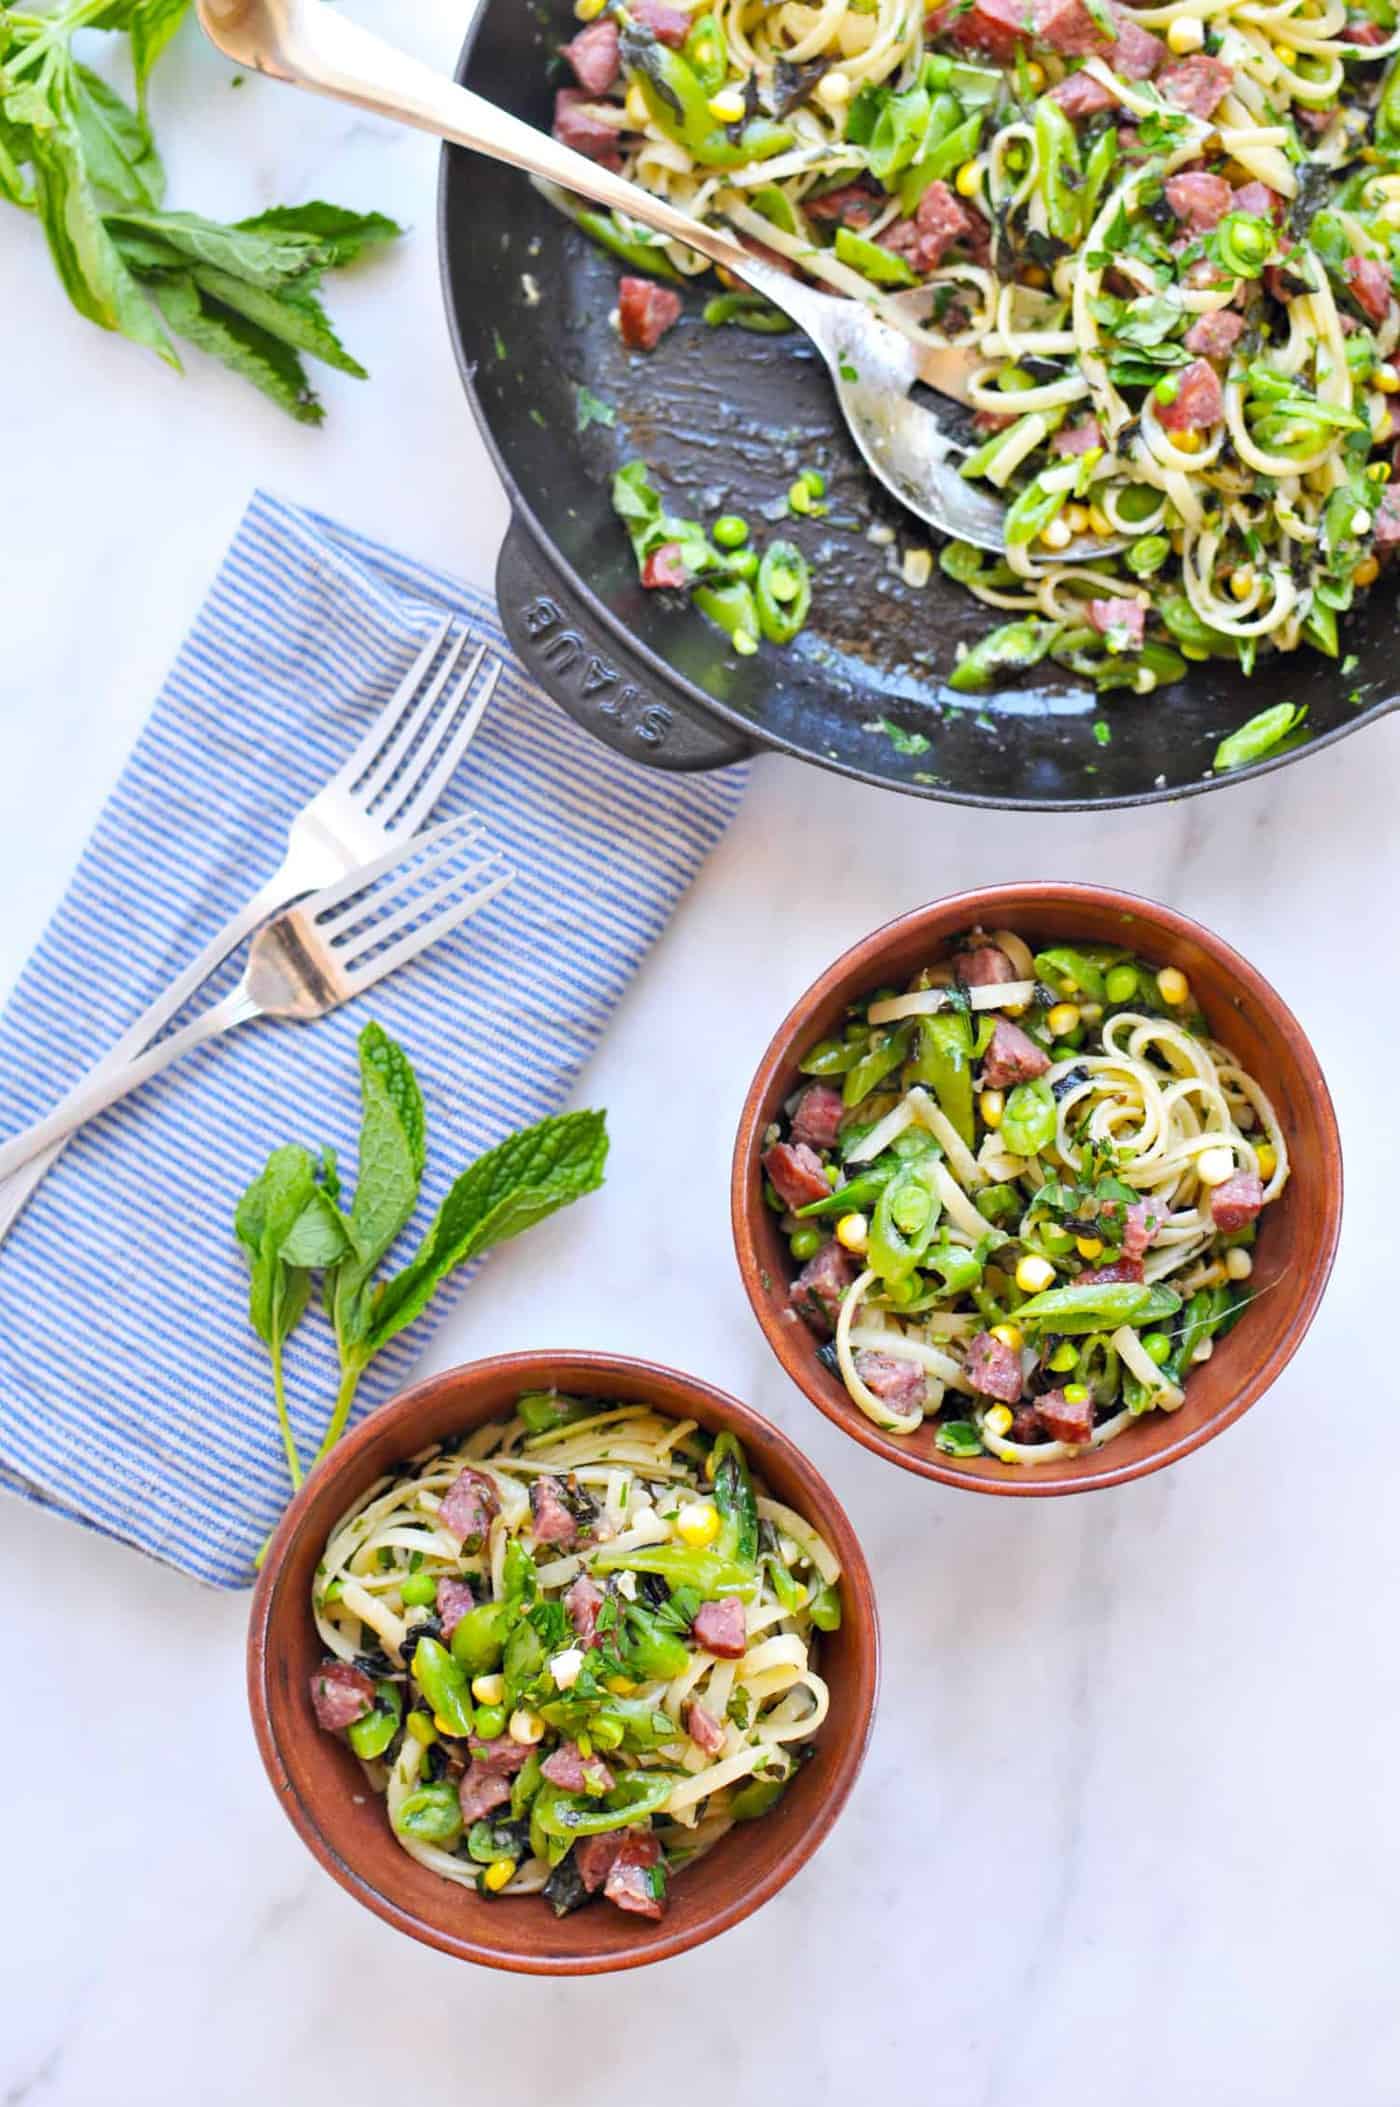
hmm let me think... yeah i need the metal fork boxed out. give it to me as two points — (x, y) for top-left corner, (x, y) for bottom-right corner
(0, 619), (501, 1241)
(0, 813), (512, 1180)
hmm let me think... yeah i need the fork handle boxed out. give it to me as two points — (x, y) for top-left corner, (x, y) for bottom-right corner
(0, 986), (263, 1183)
(0, 875), (290, 1241)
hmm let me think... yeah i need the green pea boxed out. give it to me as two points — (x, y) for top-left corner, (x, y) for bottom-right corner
(790, 1224), (824, 1262)
(400, 1571), (439, 1608)
(724, 547), (760, 581)
(713, 513), (750, 548)
(1105, 965), (1138, 1005)
(1041, 1223), (1075, 1254)
(450, 1601), (510, 1676)
(473, 1703), (508, 1740)
(1142, 1330), (1172, 1367)
(1050, 1039), (1082, 1062)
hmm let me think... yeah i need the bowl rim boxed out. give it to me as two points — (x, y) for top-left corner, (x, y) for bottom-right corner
(730, 880), (1344, 1497)
(248, 1349), (881, 1974)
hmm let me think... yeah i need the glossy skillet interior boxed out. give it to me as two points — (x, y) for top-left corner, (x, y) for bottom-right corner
(438, 1), (1396, 806)
(248, 1352), (879, 1974)
(731, 885), (1343, 1493)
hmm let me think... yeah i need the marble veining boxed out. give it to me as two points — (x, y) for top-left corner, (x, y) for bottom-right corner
(3, 4), (1399, 2101)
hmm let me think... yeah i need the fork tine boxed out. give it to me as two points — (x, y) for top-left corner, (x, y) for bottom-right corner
(330, 849), (508, 967)
(327, 615), (453, 791)
(352, 630), (478, 810)
(381, 654), (503, 835)
(342, 868), (515, 997)
(307, 810), (482, 923)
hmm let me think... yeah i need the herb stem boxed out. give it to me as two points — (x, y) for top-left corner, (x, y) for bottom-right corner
(312, 1361), (364, 1471)
(270, 1335), (305, 1491)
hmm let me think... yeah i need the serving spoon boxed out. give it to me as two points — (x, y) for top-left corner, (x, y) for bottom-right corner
(196, 0), (1007, 551)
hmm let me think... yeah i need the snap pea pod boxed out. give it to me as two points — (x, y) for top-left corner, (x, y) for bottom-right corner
(898, 110), (984, 211)
(729, 1774), (787, 1820)
(1015, 1281), (1182, 1332)
(517, 1390), (594, 1434)
(624, 1604), (693, 1681)
(622, 27), (792, 167)
(682, 8), (726, 89)
(347, 1679), (403, 1760)
(765, 1554), (805, 1615)
(703, 292), (794, 332)
(503, 1537), (538, 1607)
(1164, 1284), (1240, 1382)
(920, 1237), (985, 1294)
(833, 224), (918, 287)
(1001, 1076), (1057, 1157)
(511, 1748), (545, 1818)
(1081, 125), (1118, 225)
(1033, 947), (1111, 1002)
(976, 1181), (1021, 1224)
(1033, 98), (1082, 243)
(589, 1542), (759, 1599)
(868, 83), (931, 180)
(949, 618), (1060, 692)
(392, 1782), (463, 1844)
(809, 1582), (842, 1630)
(799, 1033), (869, 1077)
(711, 1430), (760, 1566)
(756, 541), (812, 643)
(752, 182), (800, 235)
(795, 1163), (896, 1219)
(450, 1599), (510, 1674)
(909, 1011), (975, 1147)
(1377, 53), (1400, 153)
(1213, 702), (1307, 773)
(467, 1815), (532, 1865)
(412, 1635), (476, 1737)
(869, 1158), (943, 1282)
(536, 1772), (681, 1843)
(537, 1693), (678, 1752)
(693, 578), (760, 652)
(843, 1022), (913, 1105)
(571, 206), (682, 281)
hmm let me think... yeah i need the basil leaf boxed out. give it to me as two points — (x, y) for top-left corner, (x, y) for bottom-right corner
(369, 1110), (610, 1350)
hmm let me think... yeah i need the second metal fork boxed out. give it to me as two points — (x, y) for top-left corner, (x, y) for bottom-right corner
(0, 618), (501, 1240)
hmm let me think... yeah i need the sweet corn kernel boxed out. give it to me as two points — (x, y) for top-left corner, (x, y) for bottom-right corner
(1016, 1254), (1056, 1294)
(1376, 365), (1400, 393)
(708, 85), (747, 121)
(980, 1089), (1005, 1129)
(1170, 429), (1204, 453)
(984, 1405), (1014, 1436)
(836, 1211), (869, 1254)
(574, 0), (607, 17)
(606, 1674), (639, 1695)
(955, 159), (983, 199)
(1049, 1341), (1079, 1372)
(624, 82), (650, 126)
(1196, 1145), (1236, 1187)
(406, 1712), (438, 1746)
(508, 1708), (545, 1745)
(1062, 1382), (1090, 1404)
(1229, 566), (1256, 601)
(1273, 39), (1295, 63)
(1354, 555), (1380, 588)
(1087, 504), (1113, 538)
(1076, 1235), (1104, 1260)
(1046, 1002), (1080, 1037)
(1040, 515), (1073, 551)
(817, 67), (851, 104)
(990, 1322), (1024, 1353)
(1024, 263), (1049, 289)
(1156, 966), (1190, 1006)
(1256, 1142), (1278, 1181)
(471, 1673), (506, 1705)
(676, 1500), (721, 1548)
(1368, 461), (1391, 482)
(1225, 1247), (1254, 1280)
(483, 1860), (516, 1893)
(1063, 504), (1090, 536)
(1025, 58), (1047, 87)
(1167, 15), (1204, 51)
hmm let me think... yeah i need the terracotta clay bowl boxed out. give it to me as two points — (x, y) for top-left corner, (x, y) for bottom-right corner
(248, 1351), (879, 1973)
(731, 883), (1343, 1497)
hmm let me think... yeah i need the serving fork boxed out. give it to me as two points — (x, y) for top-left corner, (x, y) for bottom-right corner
(0, 813), (511, 1181)
(195, 0), (1009, 552)
(0, 620), (500, 1241)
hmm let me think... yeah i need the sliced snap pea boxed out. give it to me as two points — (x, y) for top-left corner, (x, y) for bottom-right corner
(411, 1635), (475, 1738)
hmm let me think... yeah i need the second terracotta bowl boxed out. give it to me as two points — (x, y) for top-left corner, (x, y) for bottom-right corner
(731, 883), (1342, 1497)
(248, 1351), (879, 1973)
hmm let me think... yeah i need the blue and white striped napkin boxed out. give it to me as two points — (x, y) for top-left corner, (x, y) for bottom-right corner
(0, 491), (747, 1587)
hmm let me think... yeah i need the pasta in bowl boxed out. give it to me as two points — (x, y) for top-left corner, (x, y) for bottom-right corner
(732, 884), (1341, 1494)
(250, 1353), (877, 1972)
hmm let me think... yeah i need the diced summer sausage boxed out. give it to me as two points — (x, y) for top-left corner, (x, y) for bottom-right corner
(1343, 13), (1388, 39)
(1165, 172), (1234, 232)
(618, 275), (683, 352)
(562, 16), (620, 92)
(685, 1701), (727, 1755)
(1115, 1198), (1161, 1257)
(435, 1578), (478, 1641)
(564, 1573), (606, 1647)
(964, 1331), (1023, 1403)
(1155, 357), (1223, 432)
(854, 1350), (928, 1414)
(1050, 70), (1118, 116)
(1375, 485), (1400, 546)
(604, 1829), (665, 1918)
(1052, 415), (1104, 456)
(1076, 1257), (1145, 1286)
(981, 1018), (1051, 1090)
(927, 0), (1033, 60)
(641, 542), (687, 589)
(954, 941), (1017, 986)
(691, 1596), (748, 1658)
(438, 1467), (499, 1550)
(1210, 1170), (1264, 1232)
(530, 1474), (579, 1548)
(542, 1741), (616, 1793)
(1157, 54), (1232, 116)
(1108, 6), (1165, 76)
(1086, 598), (1146, 648)
(553, 88), (622, 165)
(1232, 180), (1281, 221)
(575, 1833), (624, 1892)
(1036, 1388), (1095, 1443)
(1184, 308), (1245, 359)
(1344, 256), (1392, 326)
(1010, 1403), (1045, 1444)
(879, 181), (975, 273)
(309, 1659), (376, 1732)
(458, 1765), (513, 1823)
(1035, 0), (1110, 54)
(765, 1139), (832, 1211)
(790, 1084), (845, 1151)
(632, 0), (691, 43)
(790, 1240), (857, 1335)
(469, 1734), (532, 1774)
(804, 181), (882, 227)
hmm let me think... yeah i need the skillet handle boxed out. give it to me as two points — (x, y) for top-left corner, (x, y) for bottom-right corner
(494, 521), (754, 773)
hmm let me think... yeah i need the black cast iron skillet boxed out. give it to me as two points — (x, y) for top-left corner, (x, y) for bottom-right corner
(438, 0), (1397, 805)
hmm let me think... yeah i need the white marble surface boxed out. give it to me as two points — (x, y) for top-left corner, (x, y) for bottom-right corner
(3, 8), (1399, 2101)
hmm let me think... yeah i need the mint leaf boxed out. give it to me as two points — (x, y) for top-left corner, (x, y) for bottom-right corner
(71, 64), (163, 208)
(369, 1111), (610, 1350)
(105, 205), (324, 286)
(187, 264), (369, 378)
(235, 202), (404, 266)
(148, 274), (322, 421)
